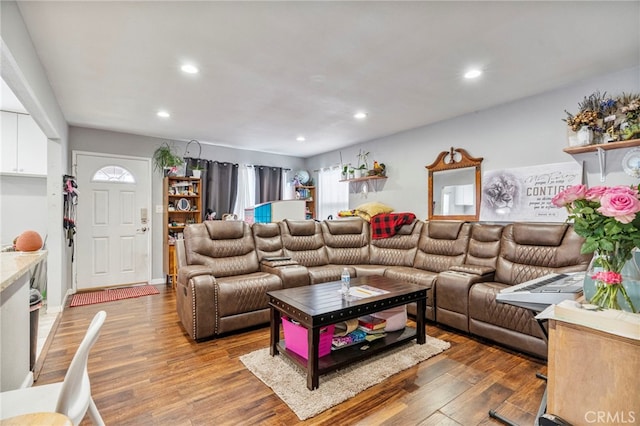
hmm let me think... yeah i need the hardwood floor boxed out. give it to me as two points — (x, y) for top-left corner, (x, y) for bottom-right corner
(36, 285), (546, 425)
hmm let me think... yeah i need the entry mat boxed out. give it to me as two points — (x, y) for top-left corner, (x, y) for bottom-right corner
(69, 285), (159, 307)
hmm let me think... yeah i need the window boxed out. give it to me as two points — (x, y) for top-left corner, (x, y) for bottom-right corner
(233, 165), (256, 220)
(91, 165), (135, 183)
(317, 167), (348, 220)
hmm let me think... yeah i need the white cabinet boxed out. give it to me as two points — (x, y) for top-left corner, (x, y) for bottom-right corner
(1, 111), (47, 176)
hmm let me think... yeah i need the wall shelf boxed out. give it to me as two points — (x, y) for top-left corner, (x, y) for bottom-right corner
(562, 138), (640, 183)
(339, 175), (388, 183)
(340, 175), (388, 193)
(562, 138), (640, 154)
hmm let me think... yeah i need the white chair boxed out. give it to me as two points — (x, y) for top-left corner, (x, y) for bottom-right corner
(0, 311), (107, 425)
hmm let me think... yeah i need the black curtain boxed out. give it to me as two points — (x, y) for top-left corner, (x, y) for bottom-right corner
(185, 158), (238, 220)
(255, 165), (283, 203)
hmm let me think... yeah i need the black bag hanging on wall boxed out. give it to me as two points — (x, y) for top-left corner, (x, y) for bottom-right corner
(63, 174), (78, 257)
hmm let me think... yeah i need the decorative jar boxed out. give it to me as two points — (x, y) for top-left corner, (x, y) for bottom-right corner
(576, 126), (593, 145)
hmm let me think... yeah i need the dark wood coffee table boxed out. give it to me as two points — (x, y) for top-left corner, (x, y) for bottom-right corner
(267, 275), (427, 390)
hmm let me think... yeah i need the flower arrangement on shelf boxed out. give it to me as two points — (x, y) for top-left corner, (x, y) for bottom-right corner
(552, 184), (640, 312)
(564, 91), (640, 146)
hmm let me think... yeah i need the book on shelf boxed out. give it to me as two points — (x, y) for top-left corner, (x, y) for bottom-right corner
(358, 315), (387, 330)
(364, 333), (386, 342)
(331, 329), (367, 349)
(357, 325), (386, 334)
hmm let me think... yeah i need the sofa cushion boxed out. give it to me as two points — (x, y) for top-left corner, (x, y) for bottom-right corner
(184, 222), (259, 277)
(413, 221), (470, 273)
(428, 220), (465, 239)
(322, 219), (369, 264)
(465, 224), (503, 268)
(324, 219), (364, 235)
(307, 265), (356, 285)
(496, 224), (592, 285)
(216, 272), (283, 317)
(204, 220), (245, 239)
(280, 220), (329, 267)
(469, 282), (545, 339)
(369, 221), (423, 266)
(512, 223), (567, 246)
(284, 219), (317, 236)
(384, 266), (437, 321)
(252, 222), (284, 261)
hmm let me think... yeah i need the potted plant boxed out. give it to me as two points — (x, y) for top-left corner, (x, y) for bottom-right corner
(191, 163), (204, 179)
(341, 164), (349, 180)
(563, 91), (608, 146)
(153, 142), (184, 176)
(357, 150), (370, 175)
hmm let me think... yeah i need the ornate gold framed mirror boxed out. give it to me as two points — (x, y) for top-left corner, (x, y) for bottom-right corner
(426, 147), (483, 221)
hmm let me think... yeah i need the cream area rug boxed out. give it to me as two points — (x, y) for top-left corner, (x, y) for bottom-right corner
(239, 336), (450, 420)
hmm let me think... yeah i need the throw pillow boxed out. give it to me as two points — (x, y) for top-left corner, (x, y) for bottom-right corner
(355, 201), (394, 222)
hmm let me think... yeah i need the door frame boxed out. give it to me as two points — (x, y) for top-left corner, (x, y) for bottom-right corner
(71, 150), (152, 291)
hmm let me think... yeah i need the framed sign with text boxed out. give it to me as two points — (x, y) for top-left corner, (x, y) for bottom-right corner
(480, 162), (582, 222)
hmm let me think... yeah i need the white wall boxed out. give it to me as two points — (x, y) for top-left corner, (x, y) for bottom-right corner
(69, 126), (306, 281)
(0, 176), (47, 246)
(1, 0), (70, 311)
(305, 66), (640, 219)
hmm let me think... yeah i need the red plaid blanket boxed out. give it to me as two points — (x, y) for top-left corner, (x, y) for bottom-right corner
(370, 213), (417, 239)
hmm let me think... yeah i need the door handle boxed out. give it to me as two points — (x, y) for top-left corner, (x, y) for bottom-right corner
(136, 226), (148, 233)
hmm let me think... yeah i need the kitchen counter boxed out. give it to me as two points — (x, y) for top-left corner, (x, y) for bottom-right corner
(1, 250), (47, 293)
(1, 250), (47, 391)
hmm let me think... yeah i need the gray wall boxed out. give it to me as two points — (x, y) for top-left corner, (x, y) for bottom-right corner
(306, 66), (640, 219)
(69, 126), (306, 281)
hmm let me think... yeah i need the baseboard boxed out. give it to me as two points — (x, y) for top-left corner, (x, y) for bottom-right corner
(32, 310), (63, 382)
(20, 371), (34, 389)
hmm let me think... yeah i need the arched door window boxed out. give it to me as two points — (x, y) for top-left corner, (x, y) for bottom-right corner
(91, 165), (135, 183)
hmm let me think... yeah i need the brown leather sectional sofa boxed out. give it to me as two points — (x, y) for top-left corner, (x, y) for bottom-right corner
(175, 218), (591, 358)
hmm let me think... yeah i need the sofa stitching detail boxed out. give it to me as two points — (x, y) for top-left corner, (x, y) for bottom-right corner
(190, 280), (197, 339)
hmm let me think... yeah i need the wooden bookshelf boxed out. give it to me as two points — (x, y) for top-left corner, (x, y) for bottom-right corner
(163, 177), (202, 286)
(295, 185), (315, 219)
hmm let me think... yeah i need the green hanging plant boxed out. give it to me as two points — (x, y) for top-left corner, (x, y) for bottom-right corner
(152, 142), (184, 174)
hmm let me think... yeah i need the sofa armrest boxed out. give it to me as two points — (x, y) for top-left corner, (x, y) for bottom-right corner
(260, 262), (310, 288)
(449, 264), (495, 279)
(435, 270), (495, 332)
(177, 264), (215, 285)
(261, 259), (299, 268)
(175, 266), (218, 340)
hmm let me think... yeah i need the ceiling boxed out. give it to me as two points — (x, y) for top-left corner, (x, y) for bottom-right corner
(10, 1), (640, 158)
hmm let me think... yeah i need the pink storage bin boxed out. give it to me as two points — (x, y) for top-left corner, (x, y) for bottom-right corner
(282, 317), (335, 359)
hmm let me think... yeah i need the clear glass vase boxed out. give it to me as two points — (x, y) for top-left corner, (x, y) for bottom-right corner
(583, 250), (640, 312)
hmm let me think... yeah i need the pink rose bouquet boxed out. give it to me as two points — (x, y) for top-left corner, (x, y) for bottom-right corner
(552, 184), (640, 311)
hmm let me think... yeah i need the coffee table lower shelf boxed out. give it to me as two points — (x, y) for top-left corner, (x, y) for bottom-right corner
(276, 326), (418, 379)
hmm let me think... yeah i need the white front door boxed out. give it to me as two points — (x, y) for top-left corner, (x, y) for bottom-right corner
(74, 152), (151, 290)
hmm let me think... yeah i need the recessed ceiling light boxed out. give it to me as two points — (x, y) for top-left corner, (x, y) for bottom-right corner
(157, 111), (170, 118)
(464, 69), (482, 79)
(296, 136), (306, 142)
(181, 64), (199, 74)
(354, 112), (368, 120)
